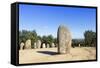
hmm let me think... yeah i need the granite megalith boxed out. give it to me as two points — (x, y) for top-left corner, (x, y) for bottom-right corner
(20, 42), (24, 50)
(42, 43), (46, 48)
(34, 42), (37, 49)
(36, 40), (41, 48)
(24, 39), (31, 49)
(51, 43), (55, 47)
(78, 44), (81, 47)
(57, 25), (72, 54)
(47, 44), (50, 48)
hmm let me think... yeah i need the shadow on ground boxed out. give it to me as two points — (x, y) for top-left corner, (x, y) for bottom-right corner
(37, 51), (59, 55)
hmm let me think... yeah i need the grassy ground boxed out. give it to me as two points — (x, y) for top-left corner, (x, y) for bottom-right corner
(19, 47), (96, 64)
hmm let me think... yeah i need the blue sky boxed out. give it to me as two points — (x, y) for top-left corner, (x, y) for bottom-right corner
(19, 4), (96, 39)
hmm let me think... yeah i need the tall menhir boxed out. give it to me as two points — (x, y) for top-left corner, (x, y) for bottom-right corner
(57, 25), (72, 54)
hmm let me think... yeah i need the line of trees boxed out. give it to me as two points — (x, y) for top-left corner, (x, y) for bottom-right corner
(19, 30), (96, 48)
(19, 30), (57, 48)
(72, 30), (96, 47)
(72, 39), (85, 47)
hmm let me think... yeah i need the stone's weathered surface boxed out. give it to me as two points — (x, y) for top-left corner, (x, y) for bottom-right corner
(51, 43), (55, 47)
(47, 44), (50, 48)
(57, 25), (72, 54)
(25, 39), (31, 49)
(34, 42), (37, 49)
(42, 43), (46, 48)
(36, 40), (41, 48)
(20, 42), (24, 50)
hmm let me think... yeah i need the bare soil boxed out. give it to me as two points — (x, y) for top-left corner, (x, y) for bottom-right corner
(19, 47), (96, 64)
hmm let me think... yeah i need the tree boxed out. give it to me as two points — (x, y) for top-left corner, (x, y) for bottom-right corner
(37, 36), (42, 40)
(42, 35), (47, 43)
(46, 35), (54, 47)
(31, 30), (38, 43)
(54, 38), (57, 44)
(84, 30), (96, 47)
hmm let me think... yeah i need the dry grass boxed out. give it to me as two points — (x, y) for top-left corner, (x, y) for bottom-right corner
(19, 47), (96, 64)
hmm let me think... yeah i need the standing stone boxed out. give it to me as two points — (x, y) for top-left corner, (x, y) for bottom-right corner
(34, 42), (37, 49)
(42, 43), (46, 48)
(78, 44), (81, 47)
(47, 44), (50, 48)
(57, 25), (72, 54)
(20, 42), (24, 50)
(51, 43), (55, 47)
(36, 40), (41, 48)
(25, 39), (31, 49)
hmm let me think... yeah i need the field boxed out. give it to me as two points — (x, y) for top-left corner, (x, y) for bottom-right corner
(19, 47), (96, 64)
